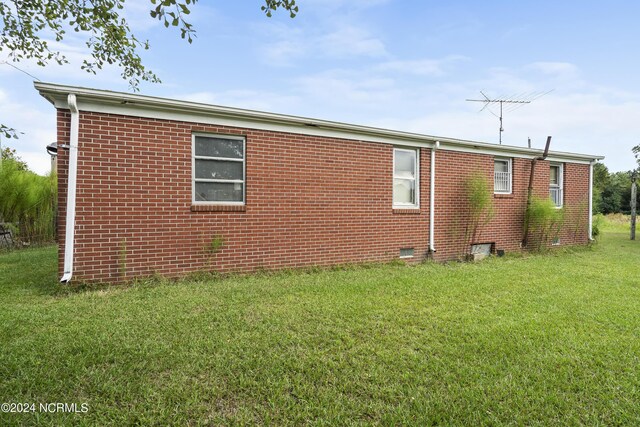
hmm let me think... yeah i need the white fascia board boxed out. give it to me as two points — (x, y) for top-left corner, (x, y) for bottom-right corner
(78, 98), (434, 148)
(438, 143), (597, 165)
(544, 155), (594, 165)
(35, 81), (605, 164)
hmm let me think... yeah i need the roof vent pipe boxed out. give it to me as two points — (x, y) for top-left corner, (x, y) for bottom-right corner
(429, 140), (440, 254)
(60, 94), (79, 283)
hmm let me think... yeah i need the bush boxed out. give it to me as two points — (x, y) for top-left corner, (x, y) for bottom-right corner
(463, 171), (494, 251)
(525, 196), (564, 251)
(0, 158), (56, 245)
(591, 214), (604, 239)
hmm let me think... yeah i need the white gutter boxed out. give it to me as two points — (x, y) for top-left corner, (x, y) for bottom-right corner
(429, 141), (440, 254)
(60, 94), (79, 283)
(588, 161), (594, 240)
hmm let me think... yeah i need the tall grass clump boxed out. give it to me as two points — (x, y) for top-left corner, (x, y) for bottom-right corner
(0, 158), (57, 245)
(525, 196), (564, 251)
(463, 171), (495, 251)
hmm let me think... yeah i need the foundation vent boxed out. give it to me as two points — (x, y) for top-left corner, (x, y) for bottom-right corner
(399, 248), (414, 258)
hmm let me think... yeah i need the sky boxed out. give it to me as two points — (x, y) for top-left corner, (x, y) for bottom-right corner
(1, 0), (639, 175)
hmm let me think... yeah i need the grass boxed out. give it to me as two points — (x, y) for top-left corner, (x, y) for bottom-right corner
(1, 217), (639, 425)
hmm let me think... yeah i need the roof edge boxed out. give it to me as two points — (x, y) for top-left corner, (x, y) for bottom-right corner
(34, 81), (604, 163)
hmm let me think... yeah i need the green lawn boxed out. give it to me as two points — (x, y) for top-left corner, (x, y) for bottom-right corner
(1, 220), (639, 426)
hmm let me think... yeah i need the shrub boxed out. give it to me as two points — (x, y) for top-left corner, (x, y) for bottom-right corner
(0, 158), (56, 245)
(463, 171), (494, 251)
(525, 196), (565, 251)
(592, 214), (604, 239)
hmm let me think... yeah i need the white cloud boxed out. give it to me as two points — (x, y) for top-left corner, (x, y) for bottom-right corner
(292, 69), (403, 121)
(376, 55), (469, 76)
(0, 38), (128, 87)
(526, 61), (579, 76)
(260, 24), (306, 66)
(318, 26), (388, 58)
(261, 23), (388, 65)
(179, 89), (302, 115)
(303, 0), (392, 14)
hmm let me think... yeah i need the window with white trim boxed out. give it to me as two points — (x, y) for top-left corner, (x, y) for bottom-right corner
(494, 158), (512, 194)
(193, 134), (245, 204)
(549, 163), (563, 208)
(393, 147), (419, 208)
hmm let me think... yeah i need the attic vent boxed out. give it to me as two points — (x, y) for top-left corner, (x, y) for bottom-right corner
(399, 248), (414, 258)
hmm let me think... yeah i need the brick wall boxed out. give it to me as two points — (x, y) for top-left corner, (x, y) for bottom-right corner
(56, 110), (591, 283)
(430, 151), (589, 260)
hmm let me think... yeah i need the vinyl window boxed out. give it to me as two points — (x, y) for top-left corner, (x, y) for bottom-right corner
(494, 158), (512, 194)
(193, 134), (245, 204)
(393, 148), (419, 208)
(549, 163), (563, 208)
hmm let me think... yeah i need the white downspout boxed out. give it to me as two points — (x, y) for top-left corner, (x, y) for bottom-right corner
(60, 94), (79, 283)
(588, 160), (594, 240)
(429, 141), (440, 254)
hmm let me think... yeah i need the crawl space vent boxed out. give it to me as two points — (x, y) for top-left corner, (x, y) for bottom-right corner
(399, 248), (414, 258)
(470, 243), (492, 255)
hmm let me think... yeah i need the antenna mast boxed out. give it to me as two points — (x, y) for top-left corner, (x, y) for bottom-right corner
(466, 90), (552, 144)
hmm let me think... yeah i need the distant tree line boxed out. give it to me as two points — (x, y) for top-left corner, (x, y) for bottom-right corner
(592, 163), (639, 214)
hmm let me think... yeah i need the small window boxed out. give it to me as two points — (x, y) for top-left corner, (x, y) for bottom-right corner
(193, 134), (245, 204)
(393, 148), (419, 208)
(494, 158), (512, 194)
(549, 163), (563, 208)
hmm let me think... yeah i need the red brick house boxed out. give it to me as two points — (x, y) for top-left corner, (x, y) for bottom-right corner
(36, 82), (603, 283)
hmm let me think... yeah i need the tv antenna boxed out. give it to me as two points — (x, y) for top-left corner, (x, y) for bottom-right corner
(466, 90), (552, 144)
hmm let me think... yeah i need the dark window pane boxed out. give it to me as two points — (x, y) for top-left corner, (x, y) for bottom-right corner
(195, 182), (244, 202)
(195, 136), (244, 159)
(195, 159), (243, 180)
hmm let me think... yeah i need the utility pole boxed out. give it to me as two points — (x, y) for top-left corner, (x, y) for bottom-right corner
(631, 171), (637, 241)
